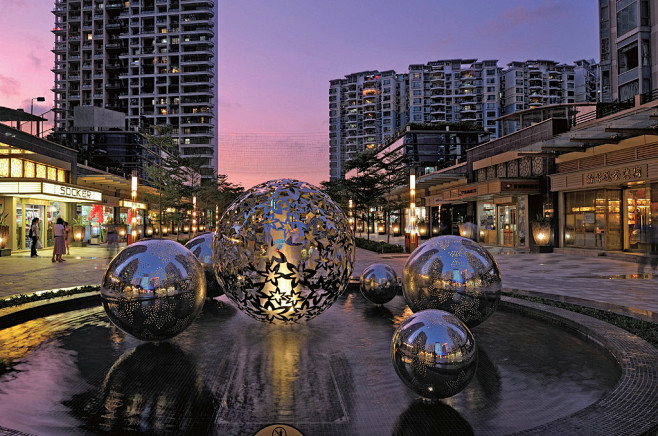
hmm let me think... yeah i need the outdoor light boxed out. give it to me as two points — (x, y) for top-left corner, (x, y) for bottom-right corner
(119, 229), (126, 237)
(75, 231), (82, 240)
(184, 226), (190, 232)
(433, 227), (439, 234)
(147, 228), (153, 235)
(192, 226), (198, 232)
(420, 228), (426, 235)
(393, 226), (399, 233)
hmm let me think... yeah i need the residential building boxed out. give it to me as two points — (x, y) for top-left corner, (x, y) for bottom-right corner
(599, 0), (656, 102)
(329, 70), (407, 179)
(51, 0), (216, 178)
(408, 59), (502, 138)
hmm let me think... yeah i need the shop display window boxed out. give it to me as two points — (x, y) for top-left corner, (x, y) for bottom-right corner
(565, 189), (621, 250)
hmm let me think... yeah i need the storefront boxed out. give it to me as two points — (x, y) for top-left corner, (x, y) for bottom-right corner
(0, 180), (102, 252)
(551, 146), (658, 252)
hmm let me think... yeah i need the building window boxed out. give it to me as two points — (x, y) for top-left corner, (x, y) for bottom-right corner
(383, 79), (390, 85)
(619, 80), (639, 100)
(413, 90), (422, 96)
(413, 98), (421, 104)
(412, 82), (421, 89)
(618, 41), (639, 74)
(616, 2), (638, 37)
(383, 103), (391, 109)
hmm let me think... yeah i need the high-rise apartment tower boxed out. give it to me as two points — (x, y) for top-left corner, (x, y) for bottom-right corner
(51, 0), (217, 177)
(599, 0), (656, 102)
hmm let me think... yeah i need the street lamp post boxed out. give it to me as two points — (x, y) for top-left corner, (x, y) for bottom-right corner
(130, 171), (138, 245)
(408, 173), (418, 252)
(30, 97), (45, 135)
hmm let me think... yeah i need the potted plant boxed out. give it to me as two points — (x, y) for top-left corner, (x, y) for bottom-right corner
(0, 212), (9, 250)
(531, 214), (553, 251)
(71, 215), (88, 243)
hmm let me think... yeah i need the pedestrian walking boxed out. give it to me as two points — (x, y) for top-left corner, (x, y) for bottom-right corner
(29, 217), (40, 258)
(52, 217), (66, 263)
(64, 221), (72, 255)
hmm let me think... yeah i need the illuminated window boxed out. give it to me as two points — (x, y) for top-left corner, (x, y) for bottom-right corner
(47, 166), (57, 181)
(0, 159), (8, 177)
(10, 158), (22, 178)
(57, 169), (66, 183)
(36, 164), (46, 179)
(24, 161), (35, 178)
(160, 108), (167, 115)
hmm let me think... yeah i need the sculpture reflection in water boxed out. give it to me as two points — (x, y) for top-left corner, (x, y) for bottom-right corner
(212, 179), (355, 324)
(100, 239), (206, 341)
(185, 232), (224, 298)
(391, 309), (478, 400)
(360, 263), (400, 305)
(402, 235), (501, 328)
(80, 342), (217, 433)
(392, 399), (474, 436)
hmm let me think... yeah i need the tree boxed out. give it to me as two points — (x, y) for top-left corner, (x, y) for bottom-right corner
(196, 174), (243, 229)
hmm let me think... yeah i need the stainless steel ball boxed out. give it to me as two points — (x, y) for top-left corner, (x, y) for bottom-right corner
(185, 232), (224, 298)
(402, 235), (502, 328)
(360, 263), (400, 305)
(101, 239), (206, 341)
(391, 309), (478, 399)
(212, 179), (355, 324)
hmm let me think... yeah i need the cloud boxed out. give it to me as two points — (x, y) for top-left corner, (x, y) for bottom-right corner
(479, 1), (572, 36)
(0, 74), (20, 98)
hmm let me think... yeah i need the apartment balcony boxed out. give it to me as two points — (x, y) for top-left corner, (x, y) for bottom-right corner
(69, 93), (81, 99)
(52, 44), (67, 53)
(53, 6), (67, 14)
(106, 2), (124, 9)
(52, 26), (67, 34)
(68, 14), (80, 21)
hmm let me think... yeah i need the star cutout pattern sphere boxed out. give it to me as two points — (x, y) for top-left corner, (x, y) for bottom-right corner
(402, 235), (501, 328)
(185, 232), (224, 298)
(391, 309), (478, 399)
(101, 239), (206, 341)
(360, 263), (400, 305)
(212, 179), (355, 324)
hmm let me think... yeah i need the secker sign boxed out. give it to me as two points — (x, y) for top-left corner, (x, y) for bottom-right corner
(42, 182), (102, 201)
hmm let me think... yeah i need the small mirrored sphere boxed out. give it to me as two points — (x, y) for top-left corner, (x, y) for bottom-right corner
(101, 239), (206, 341)
(402, 235), (502, 327)
(185, 232), (224, 298)
(212, 179), (355, 324)
(360, 263), (400, 305)
(391, 309), (478, 399)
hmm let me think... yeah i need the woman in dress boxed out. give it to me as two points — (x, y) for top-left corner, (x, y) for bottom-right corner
(30, 217), (40, 258)
(52, 217), (66, 262)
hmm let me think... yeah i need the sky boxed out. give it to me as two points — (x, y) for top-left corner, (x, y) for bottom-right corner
(0, 0), (599, 188)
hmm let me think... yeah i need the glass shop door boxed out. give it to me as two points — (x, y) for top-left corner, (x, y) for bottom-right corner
(498, 205), (517, 246)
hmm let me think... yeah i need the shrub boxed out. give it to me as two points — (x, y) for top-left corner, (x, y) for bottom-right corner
(355, 237), (403, 253)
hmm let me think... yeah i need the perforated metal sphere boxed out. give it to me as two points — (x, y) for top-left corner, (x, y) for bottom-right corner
(360, 263), (400, 305)
(212, 179), (355, 324)
(391, 309), (478, 399)
(402, 235), (501, 328)
(101, 239), (206, 341)
(185, 232), (224, 298)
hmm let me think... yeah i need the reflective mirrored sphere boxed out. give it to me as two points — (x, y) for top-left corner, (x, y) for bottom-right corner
(185, 232), (224, 298)
(402, 235), (502, 327)
(391, 309), (478, 399)
(212, 179), (355, 324)
(101, 239), (206, 341)
(360, 263), (400, 305)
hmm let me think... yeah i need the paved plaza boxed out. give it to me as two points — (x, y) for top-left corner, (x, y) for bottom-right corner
(0, 238), (656, 323)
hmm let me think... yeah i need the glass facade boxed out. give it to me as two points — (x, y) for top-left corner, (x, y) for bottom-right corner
(565, 185), (658, 251)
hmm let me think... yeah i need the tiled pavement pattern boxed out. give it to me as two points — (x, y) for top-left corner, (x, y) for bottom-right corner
(1, 240), (657, 322)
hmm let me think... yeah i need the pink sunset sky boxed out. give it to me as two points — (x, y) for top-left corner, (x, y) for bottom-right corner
(1, 0), (599, 188)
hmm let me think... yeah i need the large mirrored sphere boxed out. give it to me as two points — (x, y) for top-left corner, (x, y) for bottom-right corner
(360, 263), (400, 305)
(391, 309), (478, 399)
(101, 239), (206, 341)
(402, 235), (502, 328)
(212, 178), (355, 324)
(185, 232), (224, 298)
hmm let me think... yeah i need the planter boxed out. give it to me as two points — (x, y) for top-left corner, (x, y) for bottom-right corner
(532, 221), (552, 246)
(0, 225), (8, 250)
(72, 225), (86, 242)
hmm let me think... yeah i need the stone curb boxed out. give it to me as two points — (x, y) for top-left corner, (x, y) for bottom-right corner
(501, 297), (658, 435)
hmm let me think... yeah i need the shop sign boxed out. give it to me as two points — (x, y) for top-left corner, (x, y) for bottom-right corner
(120, 200), (147, 210)
(585, 165), (645, 185)
(43, 182), (102, 201)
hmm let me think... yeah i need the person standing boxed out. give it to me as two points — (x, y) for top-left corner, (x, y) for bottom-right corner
(30, 217), (40, 258)
(64, 221), (72, 255)
(52, 217), (66, 263)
